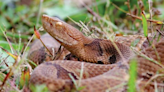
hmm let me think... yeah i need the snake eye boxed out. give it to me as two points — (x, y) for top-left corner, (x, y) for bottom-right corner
(97, 61), (104, 64)
(108, 55), (116, 64)
(55, 22), (62, 26)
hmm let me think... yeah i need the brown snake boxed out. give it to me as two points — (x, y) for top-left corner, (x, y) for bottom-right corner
(28, 15), (164, 92)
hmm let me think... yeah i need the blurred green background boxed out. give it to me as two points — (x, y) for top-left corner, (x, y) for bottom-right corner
(0, 0), (164, 50)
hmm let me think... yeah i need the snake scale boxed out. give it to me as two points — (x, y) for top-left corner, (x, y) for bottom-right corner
(27, 15), (164, 92)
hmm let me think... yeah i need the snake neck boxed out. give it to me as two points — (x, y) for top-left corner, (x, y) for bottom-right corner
(42, 15), (132, 64)
(57, 34), (94, 56)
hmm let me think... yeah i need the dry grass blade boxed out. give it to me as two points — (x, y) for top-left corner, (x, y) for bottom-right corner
(142, 74), (164, 89)
(0, 26), (16, 54)
(131, 47), (164, 68)
(0, 47), (18, 60)
(106, 82), (127, 92)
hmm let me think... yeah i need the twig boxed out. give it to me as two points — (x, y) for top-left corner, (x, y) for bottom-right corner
(156, 28), (164, 36)
(85, 6), (101, 20)
(127, 13), (164, 24)
(126, 0), (131, 14)
(148, 0), (153, 33)
(2, 55), (9, 67)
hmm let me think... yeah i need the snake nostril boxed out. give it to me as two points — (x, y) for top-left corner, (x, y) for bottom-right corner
(50, 23), (53, 26)
(97, 61), (104, 64)
(108, 55), (116, 64)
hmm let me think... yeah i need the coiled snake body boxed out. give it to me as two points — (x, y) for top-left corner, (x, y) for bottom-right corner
(28, 15), (164, 92)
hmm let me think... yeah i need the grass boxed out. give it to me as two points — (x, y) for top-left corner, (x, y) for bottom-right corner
(128, 59), (137, 92)
(0, 0), (164, 91)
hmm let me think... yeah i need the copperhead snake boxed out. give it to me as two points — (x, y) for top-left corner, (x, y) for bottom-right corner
(27, 15), (164, 92)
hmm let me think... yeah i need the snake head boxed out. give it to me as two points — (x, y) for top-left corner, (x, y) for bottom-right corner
(42, 15), (84, 46)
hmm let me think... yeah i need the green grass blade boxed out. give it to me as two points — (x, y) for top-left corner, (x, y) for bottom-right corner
(141, 12), (148, 37)
(128, 59), (137, 92)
